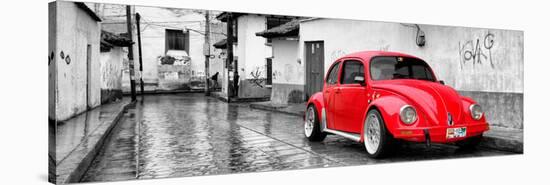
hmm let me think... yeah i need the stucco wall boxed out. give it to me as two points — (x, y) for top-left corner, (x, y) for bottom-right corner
(298, 19), (524, 93)
(270, 39), (303, 104)
(296, 18), (524, 129)
(236, 15), (271, 98)
(49, 2), (57, 120)
(100, 47), (124, 103)
(53, 1), (101, 121)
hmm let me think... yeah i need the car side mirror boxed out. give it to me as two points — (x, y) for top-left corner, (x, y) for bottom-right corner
(354, 76), (366, 86)
(439, 80), (445, 85)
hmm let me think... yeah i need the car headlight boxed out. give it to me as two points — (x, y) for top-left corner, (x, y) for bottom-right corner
(400, 105), (417, 124)
(469, 104), (483, 120)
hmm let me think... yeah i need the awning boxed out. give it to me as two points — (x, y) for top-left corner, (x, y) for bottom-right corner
(213, 39), (227, 49)
(255, 19), (299, 38)
(100, 30), (134, 52)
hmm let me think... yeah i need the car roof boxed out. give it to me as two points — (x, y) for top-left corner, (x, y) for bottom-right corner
(337, 51), (421, 62)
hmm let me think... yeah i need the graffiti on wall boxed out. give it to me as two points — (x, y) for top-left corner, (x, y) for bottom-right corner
(458, 32), (496, 69)
(48, 51), (54, 65)
(58, 51), (71, 65)
(330, 49), (347, 62)
(378, 44), (391, 51)
(101, 61), (121, 89)
(248, 66), (266, 88)
(158, 55), (191, 65)
(272, 70), (282, 81)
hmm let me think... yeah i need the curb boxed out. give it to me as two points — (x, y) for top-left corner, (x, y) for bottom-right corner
(249, 104), (303, 117)
(58, 101), (135, 184)
(249, 104), (522, 153)
(481, 135), (523, 153)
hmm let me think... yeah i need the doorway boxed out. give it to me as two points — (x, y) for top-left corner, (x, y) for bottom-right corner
(305, 41), (325, 100)
(86, 44), (92, 109)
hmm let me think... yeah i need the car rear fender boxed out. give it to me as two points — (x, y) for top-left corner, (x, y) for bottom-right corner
(306, 92), (325, 121)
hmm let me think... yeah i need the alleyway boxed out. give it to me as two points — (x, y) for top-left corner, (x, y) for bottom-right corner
(81, 94), (514, 182)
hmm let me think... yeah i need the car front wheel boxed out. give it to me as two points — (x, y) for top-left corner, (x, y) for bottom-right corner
(363, 109), (394, 158)
(304, 105), (327, 142)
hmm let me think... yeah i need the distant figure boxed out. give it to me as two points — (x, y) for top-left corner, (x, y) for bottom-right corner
(210, 72), (219, 88)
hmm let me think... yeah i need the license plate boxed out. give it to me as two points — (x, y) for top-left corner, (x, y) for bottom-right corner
(446, 127), (467, 139)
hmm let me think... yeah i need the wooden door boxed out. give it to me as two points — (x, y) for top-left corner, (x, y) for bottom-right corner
(305, 41), (325, 99)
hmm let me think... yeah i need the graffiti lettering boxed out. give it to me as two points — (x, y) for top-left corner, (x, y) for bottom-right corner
(330, 50), (347, 62)
(458, 32), (495, 69)
(248, 66), (266, 88)
(378, 44), (391, 51)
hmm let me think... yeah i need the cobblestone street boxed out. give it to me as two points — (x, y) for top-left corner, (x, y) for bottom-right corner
(81, 94), (515, 182)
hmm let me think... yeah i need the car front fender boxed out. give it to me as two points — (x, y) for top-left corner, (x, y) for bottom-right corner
(363, 95), (409, 139)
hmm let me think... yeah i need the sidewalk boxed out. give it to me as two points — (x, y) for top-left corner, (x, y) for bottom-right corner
(249, 101), (306, 117)
(249, 102), (523, 153)
(50, 99), (133, 184)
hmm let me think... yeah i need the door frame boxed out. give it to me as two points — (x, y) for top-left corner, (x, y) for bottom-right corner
(86, 44), (92, 109)
(304, 40), (325, 100)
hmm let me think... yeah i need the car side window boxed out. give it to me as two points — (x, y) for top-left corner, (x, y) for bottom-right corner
(340, 60), (364, 84)
(326, 62), (341, 85)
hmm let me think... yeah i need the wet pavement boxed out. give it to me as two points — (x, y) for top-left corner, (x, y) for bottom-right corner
(81, 94), (516, 183)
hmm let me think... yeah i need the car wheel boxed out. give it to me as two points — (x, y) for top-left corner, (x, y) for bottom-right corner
(363, 109), (394, 158)
(456, 134), (482, 150)
(304, 105), (327, 142)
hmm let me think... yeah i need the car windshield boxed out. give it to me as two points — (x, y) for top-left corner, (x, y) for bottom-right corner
(370, 56), (435, 82)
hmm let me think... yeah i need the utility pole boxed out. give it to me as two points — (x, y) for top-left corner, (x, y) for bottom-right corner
(136, 13), (144, 96)
(204, 10), (211, 96)
(226, 13), (234, 102)
(126, 5), (136, 101)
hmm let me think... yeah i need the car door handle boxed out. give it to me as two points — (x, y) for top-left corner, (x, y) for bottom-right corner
(335, 88), (341, 94)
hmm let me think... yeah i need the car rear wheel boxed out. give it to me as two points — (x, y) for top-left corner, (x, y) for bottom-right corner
(363, 109), (393, 158)
(304, 105), (327, 142)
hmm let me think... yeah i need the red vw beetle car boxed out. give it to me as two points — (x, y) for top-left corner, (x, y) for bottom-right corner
(304, 51), (489, 158)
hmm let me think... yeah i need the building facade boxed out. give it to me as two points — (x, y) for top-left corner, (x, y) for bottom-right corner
(91, 4), (225, 92)
(49, 1), (102, 121)
(215, 13), (298, 101)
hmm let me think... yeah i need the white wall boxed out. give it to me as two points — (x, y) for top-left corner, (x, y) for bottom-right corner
(237, 15), (268, 79)
(54, 1), (101, 120)
(298, 19), (524, 93)
(100, 47), (124, 90)
(271, 39), (301, 85)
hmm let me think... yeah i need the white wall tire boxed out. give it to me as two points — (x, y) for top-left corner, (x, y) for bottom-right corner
(304, 105), (327, 142)
(363, 109), (394, 158)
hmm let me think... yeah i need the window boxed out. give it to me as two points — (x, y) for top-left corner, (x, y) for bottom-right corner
(326, 62), (341, 85)
(266, 58), (272, 85)
(165, 29), (188, 52)
(340, 60), (364, 84)
(370, 56), (435, 81)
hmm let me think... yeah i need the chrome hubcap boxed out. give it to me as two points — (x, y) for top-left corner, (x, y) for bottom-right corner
(304, 107), (315, 137)
(364, 113), (381, 154)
